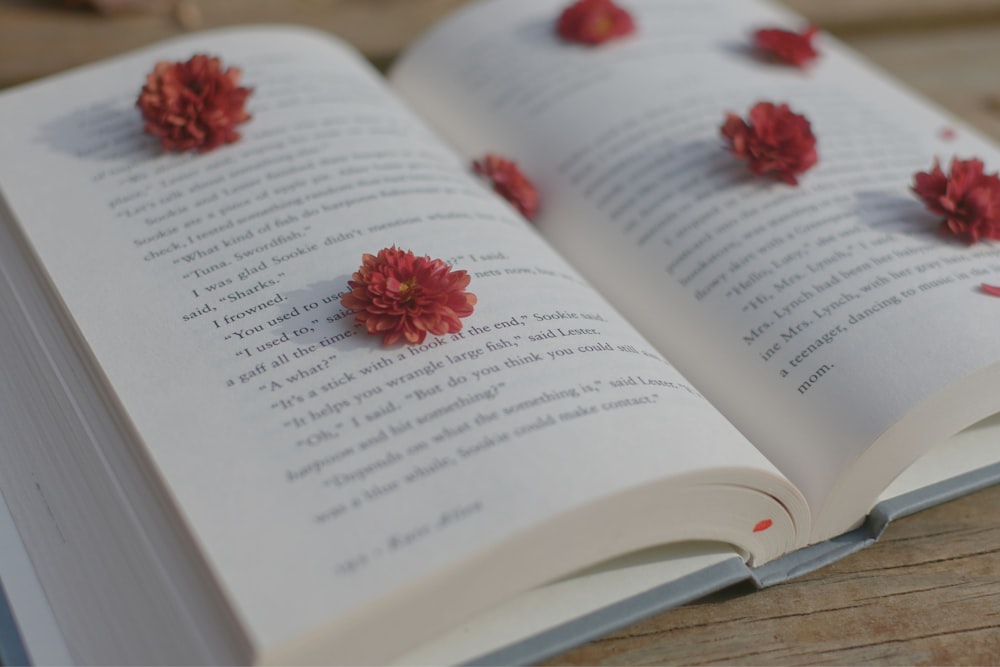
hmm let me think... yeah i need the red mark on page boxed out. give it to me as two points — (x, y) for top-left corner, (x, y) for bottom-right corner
(753, 519), (773, 533)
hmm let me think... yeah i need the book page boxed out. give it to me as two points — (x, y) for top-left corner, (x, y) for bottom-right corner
(877, 413), (1000, 503)
(395, 542), (741, 666)
(0, 490), (71, 666)
(391, 0), (1000, 542)
(0, 26), (805, 663)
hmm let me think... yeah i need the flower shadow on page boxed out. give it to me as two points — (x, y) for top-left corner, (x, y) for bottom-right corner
(36, 100), (159, 162)
(509, 16), (566, 48)
(692, 136), (768, 191)
(854, 190), (940, 240)
(267, 278), (367, 354)
(621, 137), (733, 185)
(719, 40), (771, 65)
(703, 141), (758, 186)
(718, 39), (815, 71)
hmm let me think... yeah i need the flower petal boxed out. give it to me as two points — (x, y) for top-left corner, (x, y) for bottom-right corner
(472, 154), (540, 220)
(556, 0), (635, 46)
(753, 25), (819, 67)
(341, 247), (477, 346)
(721, 102), (817, 185)
(136, 54), (253, 152)
(912, 157), (1000, 243)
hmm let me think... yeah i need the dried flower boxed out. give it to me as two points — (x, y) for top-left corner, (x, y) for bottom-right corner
(341, 247), (477, 346)
(912, 157), (1000, 243)
(981, 283), (1000, 297)
(720, 102), (817, 185)
(556, 0), (635, 46)
(753, 25), (819, 68)
(472, 154), (540, 220)
(137, 54), (252, 152)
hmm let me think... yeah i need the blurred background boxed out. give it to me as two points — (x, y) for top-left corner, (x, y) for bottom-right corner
(1, 0), (999, 147)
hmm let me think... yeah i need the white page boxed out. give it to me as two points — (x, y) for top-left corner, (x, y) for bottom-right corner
(0, 26), (805, 663)
(391, 0), (1000, 542)
(878, 414), (1000, 502)
(395, 542), (740, 666)
(0, 490), (72, 666)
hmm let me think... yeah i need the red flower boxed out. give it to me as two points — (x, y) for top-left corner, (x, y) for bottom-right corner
(341, 247), (477, 346)
(720, 102), (817, 185)
(754, 25), (819, 68)
(556, 0), (635, 46)
(137, 54), (252, 152)
(912, 157), (1000, 243)
(981, 283), (1000, 297)
(472, 154), (540, 220)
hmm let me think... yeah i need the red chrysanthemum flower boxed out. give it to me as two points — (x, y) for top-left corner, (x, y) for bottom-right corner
(556, 0), (635, 46)
(753, 25), (819, 68)
(912, 157), (1000, 243)
(472, 154), (540, 220)
(721, 102), (817, 185)
(136, 54), (252, 152)
(341, 247), (477, 346)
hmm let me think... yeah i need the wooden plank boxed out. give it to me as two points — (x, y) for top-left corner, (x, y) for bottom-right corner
(0, 0), (469, 86)
(845, 26), (1000, 142)
(781, 0), (1000, 33)
(545, 484), (1000, 665)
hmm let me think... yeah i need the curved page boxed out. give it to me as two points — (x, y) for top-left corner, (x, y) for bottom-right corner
(0, 26), (805, 664)
(390, 0), (1000, 543)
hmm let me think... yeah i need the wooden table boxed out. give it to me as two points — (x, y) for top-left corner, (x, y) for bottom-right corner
(3, 1), (1000, 664)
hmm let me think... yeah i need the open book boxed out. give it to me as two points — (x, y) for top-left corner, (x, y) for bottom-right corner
(2, 0), (1000, 663)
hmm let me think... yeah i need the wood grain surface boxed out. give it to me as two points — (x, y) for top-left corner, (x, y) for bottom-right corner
(2, 1), (1000, 665)
(0, 0), (470, 85)
(1, 0), (1000, 83)
(546, 484), (1000, 665)
(846, 25), (1000, 143)
(784, 0), (1000, 32)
